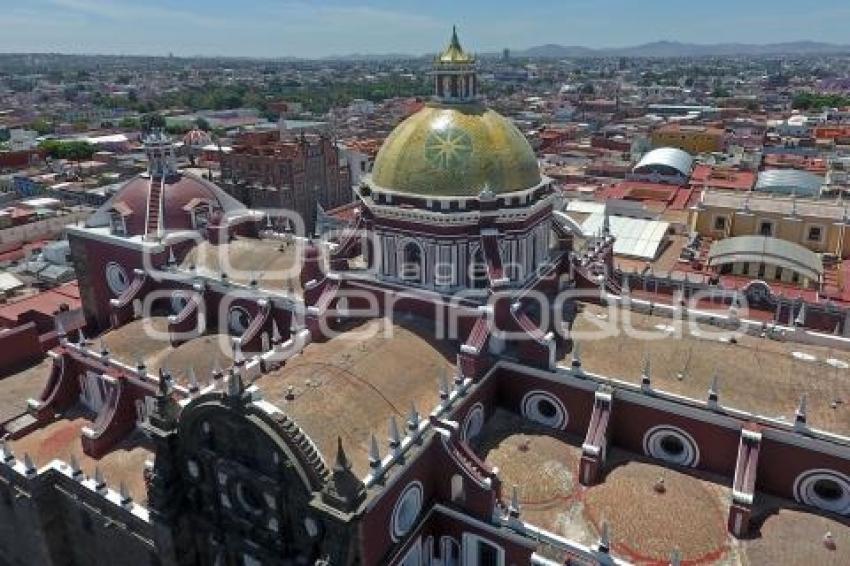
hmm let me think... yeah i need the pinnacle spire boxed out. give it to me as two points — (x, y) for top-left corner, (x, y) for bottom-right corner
(407, 402), (420, 431)
(388, 416), (401, 449)
(369, 433), (381, 468)
(333, 436), (352, 473)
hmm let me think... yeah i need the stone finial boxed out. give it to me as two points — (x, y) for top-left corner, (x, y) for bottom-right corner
(388, 416), (401, 450)
(707, 371), (720, 409)
(597, 521), (610, 554)
(795, 394), (808, 429)
(211, 357), (223, 382)
(368, 434), (381, 468)
(508, 485), (521, 518)
(56, 318), (67, 342)
(69, 454), (83, 479)
(621, 275), (630, 295)
(227, 368), (244, 399)
(119, 482), (133, 506)
(571, 342), (582, 369)
(77, 329), (87, 347)
(23, 453), (36, 475)
(135, 356), (147, 377)
(271, 319), (283, 345)
(454, 370), (464, 387)
(407, 402), (420, 431)
(168, 246), (176, 265)
(0, 439), (13, 463)
(158, 367), (173, 397)
(233, 340), (245, 367)
(641, 355), (651, 391)
(187, 367), (199, 395)
(94, 467), (106, 491)
(439, 372), (450, 400)
(670, 549), (682, 566)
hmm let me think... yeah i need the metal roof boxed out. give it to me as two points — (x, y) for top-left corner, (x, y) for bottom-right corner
(707, 235), (823, 282)
(755, 169), (824, 196)
(633, 147), (694, 178)
(581, 213), (670, 260)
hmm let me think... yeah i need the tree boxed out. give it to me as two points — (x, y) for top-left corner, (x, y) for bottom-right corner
(119, 116), (140, 129)
(196, 117), (211, 131)
(31, 118), (54, 136)
(38, 140), (95, 161)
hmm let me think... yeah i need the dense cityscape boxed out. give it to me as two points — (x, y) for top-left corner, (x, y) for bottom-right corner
(1, 7), (850, 566)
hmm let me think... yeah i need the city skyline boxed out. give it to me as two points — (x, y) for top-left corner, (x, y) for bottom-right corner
(3, 0), (850, 58)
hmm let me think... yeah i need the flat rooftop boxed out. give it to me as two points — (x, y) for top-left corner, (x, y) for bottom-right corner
(475, 409), (850, 565)
(180, 236), (303, 295)
(0, 357), (53, 425)
(9, 405), (153, 502)
(255, 316), (457, 477)
(569, 303), (850, 436)
(101, 316), (234, 387)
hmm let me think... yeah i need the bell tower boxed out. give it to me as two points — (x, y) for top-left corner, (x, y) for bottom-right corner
(433, 26), (477, 103)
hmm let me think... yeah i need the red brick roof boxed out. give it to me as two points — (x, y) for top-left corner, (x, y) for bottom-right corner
(0, 282), (81, 326)
(689, 165), (756, 191)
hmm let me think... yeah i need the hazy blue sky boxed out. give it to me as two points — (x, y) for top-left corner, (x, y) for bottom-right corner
(4, 0), (850, 57)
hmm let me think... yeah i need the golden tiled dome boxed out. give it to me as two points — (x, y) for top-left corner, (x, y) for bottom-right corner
(370, 102), (541, 196)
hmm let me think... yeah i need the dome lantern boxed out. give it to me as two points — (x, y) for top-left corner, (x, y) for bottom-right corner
(433, 26), (477, 104)
(144, 131), (178, 179)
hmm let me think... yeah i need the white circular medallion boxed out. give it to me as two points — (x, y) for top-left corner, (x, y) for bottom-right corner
(793, 469), (850, 515)
(105, 262), (130, 296)
(462, 403), (485, 442)
(642, 425), (700, 468)
(391, 481), (423, 541)
(521, 390), (568, 430)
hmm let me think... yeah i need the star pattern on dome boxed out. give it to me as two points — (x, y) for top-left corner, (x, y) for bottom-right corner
(424, 127), (473, 171)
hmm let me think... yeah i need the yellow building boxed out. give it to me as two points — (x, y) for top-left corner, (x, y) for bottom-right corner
(691, 190), (850, 260)
(651, 123), (725, 154)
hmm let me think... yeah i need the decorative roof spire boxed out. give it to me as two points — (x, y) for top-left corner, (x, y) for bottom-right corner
(333, 436), (352, 473)
(795, 393), (808, 429)
(439, 372), (450, 400)
(508, 485), (521, 518)
(438, 25), (473, 64)
(322, 436), (366, 512)
(433, 26), (477, 103)
(69, 454), (83, 479)
(571, 342), (582, 370)
(707, 371), (720, 409)
(368, 433), (382, 468)
(187, 367), (199, 395)
(641, 354), (652, 391)
(407, 402), (421, 431)
(597, 521), (611, 554)
(388, 416), (402, 450)
(23, 453), (37, 475)
(0, 439), (13, 463)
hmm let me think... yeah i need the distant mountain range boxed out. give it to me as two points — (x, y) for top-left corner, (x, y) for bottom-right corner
(322, 40), (850, 61)
(511, 40), (850, 59)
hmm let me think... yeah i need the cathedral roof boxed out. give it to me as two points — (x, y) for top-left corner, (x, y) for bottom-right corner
(86, 172), (246, 237)
(370, 102), (541, 197)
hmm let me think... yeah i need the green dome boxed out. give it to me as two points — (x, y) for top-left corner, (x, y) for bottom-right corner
(370, 103), (541, 197)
